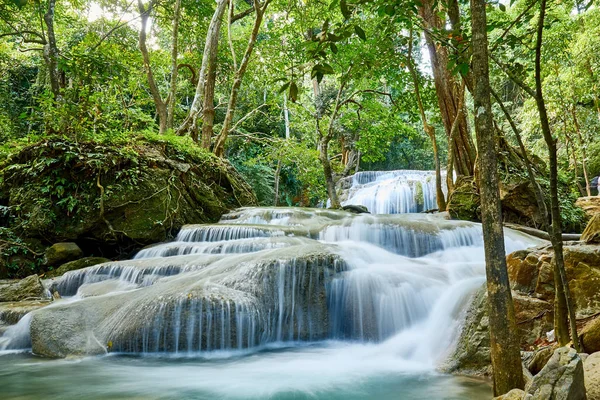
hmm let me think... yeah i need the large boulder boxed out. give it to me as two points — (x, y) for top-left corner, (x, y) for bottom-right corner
(584, 352), (600, 400)
(581, 316), (600, 354)
(44, 242), (83, 266)
(0, 275), (48, 302)
(576, 197), (600, 219)
(30, 246), (347, 357)
(446, 176), (480, 222)
(46, 257), (110, 278)
(0, 138), (257, 259)
(526, 347), (586, 400)
(442, 286), (492, 376)
(581, 214), (600, 244)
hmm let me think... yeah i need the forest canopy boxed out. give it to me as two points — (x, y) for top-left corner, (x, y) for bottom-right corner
(0, 0), (597, 211)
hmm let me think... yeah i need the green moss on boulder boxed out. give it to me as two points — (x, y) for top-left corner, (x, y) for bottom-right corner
(44, 242), (83, 267)
(46, 257), (110, 278)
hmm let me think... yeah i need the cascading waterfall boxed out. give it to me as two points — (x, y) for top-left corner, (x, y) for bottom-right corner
(338, 170), (447, 214)
(0, 178), (545, 398)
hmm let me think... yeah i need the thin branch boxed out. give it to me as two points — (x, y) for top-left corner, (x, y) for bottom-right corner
(490, 0), (540, 53)
(229, 103), (269, 132)
(490, 53), (536, 98)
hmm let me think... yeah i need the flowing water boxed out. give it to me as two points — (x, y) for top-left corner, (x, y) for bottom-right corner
(0, 171), (544, 399)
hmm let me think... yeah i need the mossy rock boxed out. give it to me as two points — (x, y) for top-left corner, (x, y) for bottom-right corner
(0, 274), (48, 302)
(46, 257), (111, 278)
(446, 176), (481, 221)
(44, 242), (83, 267)
(0, 138), (257, 258)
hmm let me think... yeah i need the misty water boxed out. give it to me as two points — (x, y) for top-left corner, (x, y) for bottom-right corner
(0, 170), (543, 399)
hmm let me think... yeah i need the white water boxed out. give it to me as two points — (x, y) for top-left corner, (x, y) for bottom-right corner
(0, 171), (545, 399)
(340, 170), (447, 214)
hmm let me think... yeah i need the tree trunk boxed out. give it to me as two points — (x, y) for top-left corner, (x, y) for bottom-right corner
(283, 93), (290, 139)
(534, 0), (581, 352)
(213, 0), (271, 157)
(138, 0), (167, 134)
(470, 0), (524, 395)
(43, 0), (61, 101)
(320, 136), (340, 209)
(274, 159), (281, 206)
(167, 0), (182, 130)
(406, 27), (446, 210)
(177, 0), (228, 141)
(418, 0), (476, 177)
(571, 108), (591, 196)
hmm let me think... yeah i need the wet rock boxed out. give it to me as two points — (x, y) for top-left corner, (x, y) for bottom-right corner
(526, 347), (586, 400)
(493, 389), (531, 400)
(584, 352), (600, 400)
(441, 285), (492, 376)
(46, 257), (111, 278)
(0, 275), (48, 302)
(581, 316), (600, 354)
(44, 243), (83, 267)
(341, 205), (370, 214)
(30, 248), (347, 357)
(581, 214), (600, 244)
(0, 299), (51, 325)
(528, 345), (557, 375)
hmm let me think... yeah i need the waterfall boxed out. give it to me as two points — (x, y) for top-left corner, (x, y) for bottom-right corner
(0, 204), (545, 362)
(339, 170), (447, 214)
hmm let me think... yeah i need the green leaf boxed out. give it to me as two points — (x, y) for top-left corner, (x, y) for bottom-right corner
(354, 25), (366, 41)
(330, 42), (338, 54)
(289, 81), (299, 102)
(278, 82), (291, 94)
(340, 0), (351, 19)
(321, 63), (335, 74)
(499, 3), (506, 12)
(384, 4), (395, 15)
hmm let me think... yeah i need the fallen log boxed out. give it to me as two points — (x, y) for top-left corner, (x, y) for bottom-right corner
(503, 223), (580, 241)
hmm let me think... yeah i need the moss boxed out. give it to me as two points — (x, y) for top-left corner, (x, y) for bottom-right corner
(0, 136), (257, 271)
(414, 181), (424, 209)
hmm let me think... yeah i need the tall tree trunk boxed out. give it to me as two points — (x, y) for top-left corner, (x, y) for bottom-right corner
(283, 93), (290, 139)
(167, 0), (182, 130)
(418, 0), (476, 177)
(406, 26), (446, 211)
(213, 0), (271, 157)
(274, 159), (281, 206)
(43, 0), (61, 101)
(177, 0), (228, 142)
(571, 108), (591, 196)
(534, 0), (581, 352)
(138, 0), (168, 134)
(470, 0), (524, 395)
(492, 89), (571, 344)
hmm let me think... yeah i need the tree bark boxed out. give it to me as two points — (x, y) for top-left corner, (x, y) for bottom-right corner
(418, 0), (476, 177)
(470, 0), (524, 395)
(571, 107), (591, 196)
(213, 0), (271, 157)
(274, 159), (281, 206)
(534, 0), (581, 352)
(406, 26), (446, 211)
(138, 0), (168, 134)
(167, 0), (182, 130)
(177, 0), (228, 141)
(43, 0), (61, 101)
